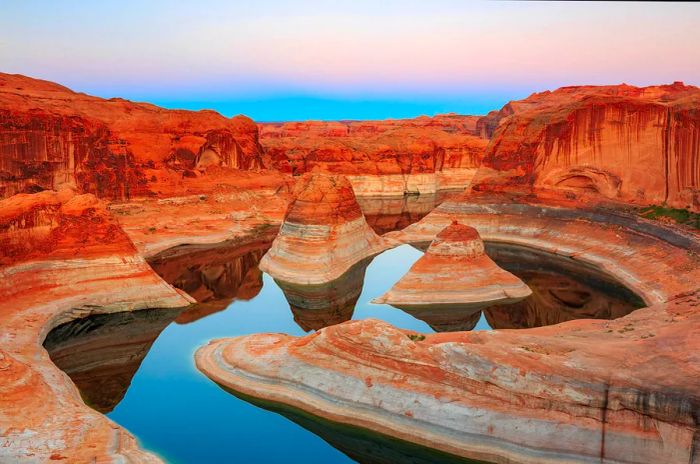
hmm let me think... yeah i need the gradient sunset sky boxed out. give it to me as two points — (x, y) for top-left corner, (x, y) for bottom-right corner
(2, 1), (699, 121)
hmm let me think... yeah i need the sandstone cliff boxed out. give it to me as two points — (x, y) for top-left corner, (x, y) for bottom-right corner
(259, 116), (488, 195)
(0, 73), (264, 200)
(259, 173), (391, 284)
(472, 82), (700, 211)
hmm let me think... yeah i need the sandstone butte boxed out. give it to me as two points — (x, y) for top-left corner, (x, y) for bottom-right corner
(259, 115), (489, 196)
(259, 172), (394, 285)
(472, 82), (700, 212)
(372, 221), (531, 312)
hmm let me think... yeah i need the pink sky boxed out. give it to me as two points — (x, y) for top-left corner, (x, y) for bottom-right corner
(1, 1), (698, 119)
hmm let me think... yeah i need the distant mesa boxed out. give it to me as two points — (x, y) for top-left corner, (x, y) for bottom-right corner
(372, 221), (531, 312)
(259, 172), (392, 285)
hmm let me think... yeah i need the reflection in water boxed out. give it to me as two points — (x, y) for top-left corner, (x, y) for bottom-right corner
(224, 388), (484, 464)
(276, 257), (374, 332)
(43, 308), (183, 413)
(148, 238), (273, 324)
(484, 243), (645, 329)
(358, 193), (456, 235)
(399, 307), (482, 332)
(42, 238), (646, 463)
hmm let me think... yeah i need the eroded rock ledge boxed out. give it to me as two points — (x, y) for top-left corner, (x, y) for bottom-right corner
(0, 190), (191, 462)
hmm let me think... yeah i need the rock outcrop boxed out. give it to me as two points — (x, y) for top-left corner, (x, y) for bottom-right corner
(0, 73), (264, 200)
(0, 189), (191, 462)
(471, 82), (700, 211)
(259, 173), (391, 284)
(259, 115), (488, 196)
(373, 221), (531, 311)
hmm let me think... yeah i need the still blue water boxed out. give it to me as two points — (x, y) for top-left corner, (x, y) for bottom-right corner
(105, 245), (490, 463)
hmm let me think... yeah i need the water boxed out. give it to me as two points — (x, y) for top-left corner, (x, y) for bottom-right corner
(44, 238), (644, 463)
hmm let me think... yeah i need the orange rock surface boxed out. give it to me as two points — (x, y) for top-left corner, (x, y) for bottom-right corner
(259, 173), (392, 284)
(471, 82), (700, 211)
(259, 116), (488, 195)
(373, 221), (531, 311)
(0, 189), (191, 462)
(0, 73), (265, 200)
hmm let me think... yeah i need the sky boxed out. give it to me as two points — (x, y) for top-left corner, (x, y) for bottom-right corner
(1, 1), (699, 121)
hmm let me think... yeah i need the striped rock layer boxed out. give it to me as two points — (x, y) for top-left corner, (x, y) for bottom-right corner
(259, 173), (392, 285)
(373, 221), (531, 312)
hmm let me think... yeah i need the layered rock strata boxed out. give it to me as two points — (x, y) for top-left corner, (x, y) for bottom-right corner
(471, 82), (700, 211)
(373, 221), (531, 311)
(259, 173), (392, 285)
(259, 116), (488, 196)
(0, 190), (191, 462)
(198, 293), (700, 464)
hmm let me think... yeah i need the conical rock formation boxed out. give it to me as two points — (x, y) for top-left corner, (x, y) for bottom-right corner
(259, 173), (391, 285)
(373, 221), (531, 311)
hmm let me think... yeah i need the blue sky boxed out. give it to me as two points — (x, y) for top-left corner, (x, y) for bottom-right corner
(2, 1), (699, 120)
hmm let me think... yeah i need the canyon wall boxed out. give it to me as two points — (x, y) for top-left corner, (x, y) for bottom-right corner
(0, 73), (264, 200)
(259, 115), (488, 195)
(472, 82), (700, 211)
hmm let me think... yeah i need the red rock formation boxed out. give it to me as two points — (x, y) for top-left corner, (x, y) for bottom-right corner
(259, 173), (392, 284)
(472, 82), (700, 211)
(0, 188), (135, 266)
(259, 116), (488, 195)
(197, 291), (700, 464)
(373, 221), (531, 311)
(0, 189), (191, 462)
(0, 73), (264, 200)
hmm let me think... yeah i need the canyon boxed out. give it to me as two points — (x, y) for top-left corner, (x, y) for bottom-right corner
(1, 73), (699, 463)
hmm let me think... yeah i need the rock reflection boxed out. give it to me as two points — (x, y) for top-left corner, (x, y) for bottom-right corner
(43, 308), (183, 413)
(224, 389), (482, 464)
(148, 237), (274, 324)
(397, 307), (482, 332)
(485, 243), (645, 329)
(358, 192), (456, 235)
(276, 257), (373, 332)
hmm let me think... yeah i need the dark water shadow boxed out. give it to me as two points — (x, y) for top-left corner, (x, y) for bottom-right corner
(43, 307), (183, 413)
(217, 384), (488, 464)
(148, 237), (273, 324)
(483, 242), (645, 329)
